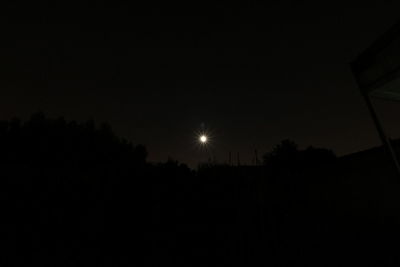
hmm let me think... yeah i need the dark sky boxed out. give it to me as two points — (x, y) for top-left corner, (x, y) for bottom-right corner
(1, 1), (400, 166)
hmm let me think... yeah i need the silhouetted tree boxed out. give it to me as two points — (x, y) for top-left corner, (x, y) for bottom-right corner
(263, 139), (336, 172)
(264, 139), (298, 163)
(1, 113), (399, 266)
(0, 113), (151, 266)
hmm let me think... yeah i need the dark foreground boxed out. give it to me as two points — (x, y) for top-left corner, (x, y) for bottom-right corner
(1, 115), (400, 266)
(2, 160), (400, 266)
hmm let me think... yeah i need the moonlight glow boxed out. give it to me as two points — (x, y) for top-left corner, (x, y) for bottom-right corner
(199, 135), (208, 144)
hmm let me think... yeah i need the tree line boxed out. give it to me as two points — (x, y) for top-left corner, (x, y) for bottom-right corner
(0, 113), (399, 266)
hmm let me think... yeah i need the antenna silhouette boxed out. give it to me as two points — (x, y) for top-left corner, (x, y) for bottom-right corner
(255, 149), (259, 166)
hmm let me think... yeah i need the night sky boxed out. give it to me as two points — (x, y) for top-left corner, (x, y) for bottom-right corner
(1, 1), (400, 166)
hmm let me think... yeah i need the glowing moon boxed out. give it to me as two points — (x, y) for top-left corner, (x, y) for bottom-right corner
(199, 135), (208, 144)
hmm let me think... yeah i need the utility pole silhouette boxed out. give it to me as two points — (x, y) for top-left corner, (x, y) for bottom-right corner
(362, 91), (400, 177)
(254, 149), (259, 166)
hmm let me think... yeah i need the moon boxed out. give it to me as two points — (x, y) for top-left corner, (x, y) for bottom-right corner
(199, 135), (208, 144)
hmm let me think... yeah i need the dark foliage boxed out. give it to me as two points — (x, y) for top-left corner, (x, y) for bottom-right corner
(1, 118), (400, 266)
(0, 113), (148, 266)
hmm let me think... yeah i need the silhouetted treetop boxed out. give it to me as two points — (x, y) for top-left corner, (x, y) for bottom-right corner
(263, 139), (336, 171)
(263, 139), (299, 165)
(0, 112), (147, 166)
